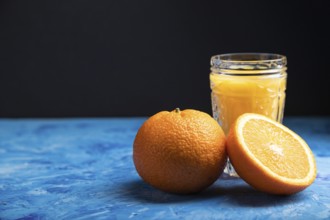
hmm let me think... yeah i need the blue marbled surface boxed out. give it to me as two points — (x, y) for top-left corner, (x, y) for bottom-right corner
(0, 117), (329, 220)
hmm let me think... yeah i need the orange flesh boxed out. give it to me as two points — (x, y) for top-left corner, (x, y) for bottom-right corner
(242, 119), (309, 179)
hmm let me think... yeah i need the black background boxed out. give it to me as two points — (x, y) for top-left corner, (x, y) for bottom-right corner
(0, 0), (329, 117)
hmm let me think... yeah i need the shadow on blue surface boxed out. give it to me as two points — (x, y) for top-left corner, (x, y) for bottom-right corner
(117, 178), (304, 207)
(215, 180), (304, 207)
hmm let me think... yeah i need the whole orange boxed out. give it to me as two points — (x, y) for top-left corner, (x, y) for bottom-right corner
(133, 108), (227, 194)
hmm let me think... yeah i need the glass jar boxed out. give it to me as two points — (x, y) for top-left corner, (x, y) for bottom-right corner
(209, 53), (287, 177)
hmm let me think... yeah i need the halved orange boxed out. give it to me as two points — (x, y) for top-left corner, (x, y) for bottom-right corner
(226, 113), (317, 195)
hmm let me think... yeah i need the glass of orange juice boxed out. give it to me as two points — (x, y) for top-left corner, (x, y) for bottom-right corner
(210, 53), (287, 177)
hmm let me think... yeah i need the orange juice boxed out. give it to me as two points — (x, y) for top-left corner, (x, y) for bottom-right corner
(210, 72), (286, 134)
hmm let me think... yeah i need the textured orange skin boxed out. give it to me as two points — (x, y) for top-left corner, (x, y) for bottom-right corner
(226, 117), (317, 195)
(133, 109), (227, 194)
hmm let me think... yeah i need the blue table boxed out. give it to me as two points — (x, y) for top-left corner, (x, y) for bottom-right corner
(0, 117), (329, 220)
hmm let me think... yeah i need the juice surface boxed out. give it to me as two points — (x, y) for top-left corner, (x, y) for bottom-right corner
(210, 72), (286, 134)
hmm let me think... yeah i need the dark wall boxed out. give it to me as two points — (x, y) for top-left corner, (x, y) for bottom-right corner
(1, 0), (329, 117)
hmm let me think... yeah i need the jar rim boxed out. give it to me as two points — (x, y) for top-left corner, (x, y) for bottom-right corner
(211, 53), (287, 73)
